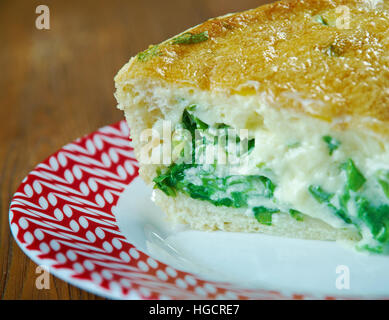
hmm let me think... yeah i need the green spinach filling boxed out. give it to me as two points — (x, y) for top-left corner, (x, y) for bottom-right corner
(154, 164), (276, 210)
(309, 158), (389, 253)
(137, 45), (161, 62)
(153, 109), (389, 253)
(153, 109), (290, 225)
(323, 135), (341, 155)
(172, 31), (209, 45)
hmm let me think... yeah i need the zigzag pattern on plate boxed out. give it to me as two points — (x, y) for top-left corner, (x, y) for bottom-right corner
(9, 120), (328, 300)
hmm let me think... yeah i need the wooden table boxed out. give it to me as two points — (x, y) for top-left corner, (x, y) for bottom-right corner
(0, 0), (272, 299)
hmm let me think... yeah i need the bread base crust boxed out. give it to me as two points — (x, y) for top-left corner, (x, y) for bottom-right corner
(153, 190), (361, 242)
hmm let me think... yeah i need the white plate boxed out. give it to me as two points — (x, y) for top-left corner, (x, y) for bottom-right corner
(116, 177), (389, 298)
(10, 120), (389, 299)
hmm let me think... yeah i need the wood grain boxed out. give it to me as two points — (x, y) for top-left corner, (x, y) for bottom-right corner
(0, 0), (272, 300)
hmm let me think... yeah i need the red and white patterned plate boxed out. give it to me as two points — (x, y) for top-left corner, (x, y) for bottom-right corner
(8, 121), (388, 300)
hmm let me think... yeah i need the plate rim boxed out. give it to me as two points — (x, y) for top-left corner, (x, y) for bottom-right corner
(8, 120), (385, 300)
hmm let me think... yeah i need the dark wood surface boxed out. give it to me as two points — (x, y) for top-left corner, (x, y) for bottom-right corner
(0, 0), (272, 300)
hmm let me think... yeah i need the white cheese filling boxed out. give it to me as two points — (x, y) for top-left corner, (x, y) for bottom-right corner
(146, 87), (389, 236)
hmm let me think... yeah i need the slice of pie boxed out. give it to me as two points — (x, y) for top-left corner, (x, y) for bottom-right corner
(114, 0), (389, 253)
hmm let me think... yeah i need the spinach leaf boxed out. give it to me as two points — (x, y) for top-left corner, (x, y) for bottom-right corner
(289, 209), (304, 222)
(253, 207), (280, 226)
(181, 109), (210, 162)
(187, 104), (197, 112)
(308, 185), (334, 203)
(308, 160), (389, 247)
(153, 164), (190, 197)
(182, 109), (208, 135)
(327, 203), (352, 224)
(172, 31), (209, 45)
(137, 45), (161, 62)
(341, 159), (366, 192)
(322, 135), (341, 155)
(247, 139), (255, 154)
(356, 196), (389, 243)
(315, 15), (329, 26)
(308, 185), (351, 224)
(377, 170), (389, 199)
(357, 244), (384, 254)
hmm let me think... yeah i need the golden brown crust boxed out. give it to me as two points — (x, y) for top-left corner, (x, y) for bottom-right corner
(116, 0), (389, 136)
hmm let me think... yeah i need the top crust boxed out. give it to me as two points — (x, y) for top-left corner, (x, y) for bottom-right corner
(115, 0), (389, 137)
